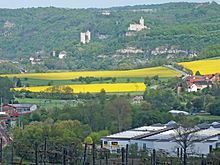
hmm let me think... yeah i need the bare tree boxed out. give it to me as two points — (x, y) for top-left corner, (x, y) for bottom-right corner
(173, 126), (199, 165)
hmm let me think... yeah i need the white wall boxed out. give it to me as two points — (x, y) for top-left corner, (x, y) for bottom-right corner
(101, 138), (130, 153)
(30, 105), (37, 112)
(131, 139), (220, 156)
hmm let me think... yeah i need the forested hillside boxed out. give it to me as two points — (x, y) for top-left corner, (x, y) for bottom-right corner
(0, 2), (220, 70)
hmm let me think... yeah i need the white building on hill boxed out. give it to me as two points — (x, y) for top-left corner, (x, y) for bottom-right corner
(80, 30), (91, 44)
(128, 17), (147, 32)
(58, 50), (67, 59)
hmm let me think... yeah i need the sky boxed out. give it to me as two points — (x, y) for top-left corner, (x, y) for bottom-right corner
(0, 0), (218, 9)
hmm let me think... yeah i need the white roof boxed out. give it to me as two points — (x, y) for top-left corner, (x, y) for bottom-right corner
(142, 127), (220, 141)
(196, 127), (220, 137)
(134, 126), (166, 131)
(143, 129), (176, 140)
(107, 130), (149, 139)
(169, 110), (189, 115)
(0, 112), (6, 115)
(103, 123), (220, 143)
(212, 122), (220, 125)
(105, 125), (167, 139)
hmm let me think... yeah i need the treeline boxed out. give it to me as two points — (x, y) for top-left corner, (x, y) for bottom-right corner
(0, 62), (20, 74)
(0, 76), (14, 103)
(171, 63), (193, 75)
(201, 45), (220, 59)
(72, 76), (114, 84)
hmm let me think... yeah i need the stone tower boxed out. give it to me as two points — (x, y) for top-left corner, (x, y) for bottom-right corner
(139, 17), (144, 26)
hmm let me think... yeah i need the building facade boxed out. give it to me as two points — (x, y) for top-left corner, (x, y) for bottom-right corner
(128, 17), (147, 32)
(101, 122), (220, 156)
(80, 31), (91, 44)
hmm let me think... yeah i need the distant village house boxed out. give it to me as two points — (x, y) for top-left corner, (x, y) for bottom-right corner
(186, 73), (220, 92)
(58, 50), (67, 59)
(50, 50), (56, 57)
(1, 104), (38, 115)
(101, 11), (111, 16)
(29, 56), (43, 65)
(132, 96), (144, 104)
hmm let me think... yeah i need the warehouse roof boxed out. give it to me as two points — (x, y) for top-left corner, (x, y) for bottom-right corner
(103, 122), (174, 140)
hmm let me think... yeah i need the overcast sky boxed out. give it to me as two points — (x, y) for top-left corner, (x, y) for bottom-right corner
(0, 0), (218, 9)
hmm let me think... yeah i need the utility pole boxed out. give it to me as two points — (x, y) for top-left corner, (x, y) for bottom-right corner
(83, 144), (87, 165)
(0, 138), (3, 164)
(43, 136), (47, 165)
(11, 142), (14, 165)
(105, 150), (108, 165)
(180, 148), (183, 163)
(152, 149), (156, 165)
(125, 144), (128, 165)
(35, 143), (39, 165)
(62, 147), (66, 165)
(121, 147), (125, 165)
(92, 143), (96, 165)
(0, 97), (3, 112)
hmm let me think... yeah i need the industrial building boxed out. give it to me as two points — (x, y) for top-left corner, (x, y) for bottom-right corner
(101, 122), (220, 156)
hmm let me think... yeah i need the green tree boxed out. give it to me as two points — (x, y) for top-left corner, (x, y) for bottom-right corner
(84, 136), (93, 145)
(195, 70), (202, 76)
(0, 77), (14, 103)
(104, 96), (132, 132)
(144, 89), (180, 111)
(207, 101), (220, 116)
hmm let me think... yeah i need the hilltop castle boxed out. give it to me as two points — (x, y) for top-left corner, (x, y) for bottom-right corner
(128, 17), (147, 32)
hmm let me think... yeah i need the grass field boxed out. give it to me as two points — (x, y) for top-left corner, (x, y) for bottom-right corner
(208, 56), (220, 60)
(16, 98), (74, 108)
(179, 59), (220, 75)
(14, 83), (146, 93)
(18, 77), (171, 87)
(188, 114), (220, 122)
(17, 77), (147, 86)
(3, 66), (181, 80)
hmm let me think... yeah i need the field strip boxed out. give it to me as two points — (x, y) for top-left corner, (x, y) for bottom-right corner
(2, 66), (181, 80)
(13, 83), (147, 93)
(179, 59), (220, 75)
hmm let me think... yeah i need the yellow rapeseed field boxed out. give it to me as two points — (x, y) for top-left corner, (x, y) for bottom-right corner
(13, 83), (146, 93)
(179, 59), (220, 75)
(3, 66), (180, 80)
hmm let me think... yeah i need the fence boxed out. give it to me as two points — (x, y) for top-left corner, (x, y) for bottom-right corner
(1, 140), (220, 165)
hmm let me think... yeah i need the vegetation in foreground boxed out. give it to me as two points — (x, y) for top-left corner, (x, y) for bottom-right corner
(1, 75), (220, 163)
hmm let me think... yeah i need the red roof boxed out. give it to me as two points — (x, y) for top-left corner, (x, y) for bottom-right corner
(186, 73), (220, 88)
(2, 105), (16, 109)
(2, 106), (20, 117)
(9, 112), (19, 117)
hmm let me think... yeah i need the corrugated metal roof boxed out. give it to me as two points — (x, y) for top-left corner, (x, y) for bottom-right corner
(143, 130), (176, 140)
(107, 130), (150, 139)
(105, 125), (168, 139)
(9, 104), (35, 108)
(103, 123), (220, 142)
(133, 126), (166, 131)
